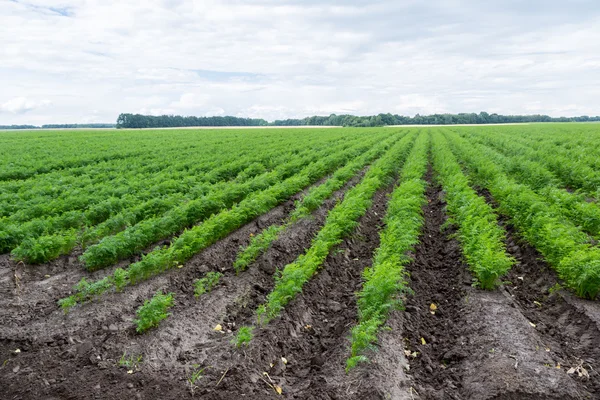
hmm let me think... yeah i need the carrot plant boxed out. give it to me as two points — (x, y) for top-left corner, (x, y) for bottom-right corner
(134, 291), (174, 333)
(232, 131), (403, 273)
(80, 135), (370, 270)
(194, 271), (222, 297)
(431, 132), (514, 289)
(347, 130), (429, 369)
(59, 135), (386, 309)
(257, 131), (418, 324)
(445, 130), (600, 299)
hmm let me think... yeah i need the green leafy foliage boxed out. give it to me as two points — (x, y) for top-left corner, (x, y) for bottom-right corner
(348, 130), (429, 368)
(60, 133), (389, 308)
(194, 271), (223, 297)
(258, 131), (418, 326)
(431, 132), (514, 289)
(133, 291), (174, 333)
(445, 130), (600, 299)
(232, 132), (401, 273)
(232, 326), (254, 348)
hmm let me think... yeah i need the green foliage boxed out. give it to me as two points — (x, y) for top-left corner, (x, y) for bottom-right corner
(445, 130), (600, 299)
(431, 132), (514, 289)
(133, 291), (174, 333)
(62, 133), (389, 308)
(11, 230), (77, 264)
(80, 135), (374, 271)
(232, 132), (400, 273)
(260, 131), (418, 324)
(0, 127), (372, 264)
(455, 128), (600, 238)
(233, 225), (284, 273)
(232, 326), (254, 348)
(194, 271), (223, 297)
(348, 130), (429, 368)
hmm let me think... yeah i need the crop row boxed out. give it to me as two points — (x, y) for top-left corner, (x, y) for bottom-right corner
(250, 130), (418, 327)
(58, 130), (394, 310)
(232, 131), (404, 272)
(3, 132), (351, 262)
(445, 130), (600, 298)
(455, 127), (600, 198)
(451, 129), (600, 238)
(78, 133), (379, 270)
(431, 132), (514, 288)
(347, 130), (429, 369)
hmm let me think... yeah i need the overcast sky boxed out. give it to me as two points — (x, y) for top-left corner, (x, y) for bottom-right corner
(2, 0), (599, 124)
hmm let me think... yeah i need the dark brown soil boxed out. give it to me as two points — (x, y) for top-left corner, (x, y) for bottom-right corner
(399, 174), (594, 399)
(400, 170), (470, 399)
(3, 164), (600, 400)
(201, 182), (395, 399)
(0, 169), (365, 400)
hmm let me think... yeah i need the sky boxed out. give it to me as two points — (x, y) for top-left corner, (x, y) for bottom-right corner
(1, 0), (600, 124)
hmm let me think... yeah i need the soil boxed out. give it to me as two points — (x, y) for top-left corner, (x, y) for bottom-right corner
(2, 166), (600, 400)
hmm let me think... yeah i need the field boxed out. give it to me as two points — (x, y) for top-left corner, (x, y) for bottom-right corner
(1, 124), (600, 399)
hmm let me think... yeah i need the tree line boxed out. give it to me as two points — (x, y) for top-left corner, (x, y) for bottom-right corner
(3, 112), (599, 130)
(115, 112), (600, 128)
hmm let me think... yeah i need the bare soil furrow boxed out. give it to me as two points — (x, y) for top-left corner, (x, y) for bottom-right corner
(0, 170), (363, 400)
(206, 182), (393, 399)
(402, 171), (588, 400)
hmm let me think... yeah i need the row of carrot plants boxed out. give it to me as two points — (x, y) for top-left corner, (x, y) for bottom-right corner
(445, 131), (600, 299)
(246, 130), (418, 331)
(78, 134), (378, 270)
(452, 130), (600, 239)
(347, 130), (429, 369)
(232, 131), (405, 272)
(456, 127), (600, 198)
(0, 128), (266, 181)
(431, 132), (514, 288)
(2, 132), (344, 261)
(0, 130), (332, 221)
(58, 132), (390, 310)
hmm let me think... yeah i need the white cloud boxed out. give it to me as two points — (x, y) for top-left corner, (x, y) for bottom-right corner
(1, 0), (600, 124)
(0, 97), (51, 114)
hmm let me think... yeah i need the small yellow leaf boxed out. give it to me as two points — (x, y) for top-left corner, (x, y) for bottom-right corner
(269, 363), (274, 368)
(429, 303), (437, 311)
(529, 322), (536, 328)
(404, 350), (411, 357)
(556, 363), (561, 369)
(250, 233), (254, 237)
(44, 275), (51, 278)
(214, 324), (223, 331)
(281, 357), (288, 365)
(545, 348), (551, 352)
(14, 349), (21, 354)
(533, 301), (542, 307)
(275, 385), (282, 395)
(304, 325), (312, 330)
(127, 370), (133, 374)
(420, 337), (426, 345)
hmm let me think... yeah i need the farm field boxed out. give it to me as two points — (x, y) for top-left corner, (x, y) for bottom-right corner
(1, 124), (600, 399)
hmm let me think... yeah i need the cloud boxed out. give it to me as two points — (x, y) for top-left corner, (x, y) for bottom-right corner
(0, 97), (51, 114)
(1, 0), (600, 124)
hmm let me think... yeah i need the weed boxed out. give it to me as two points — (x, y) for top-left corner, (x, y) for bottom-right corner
(194, 271), (222, 297)
(118, 352), (143, 370)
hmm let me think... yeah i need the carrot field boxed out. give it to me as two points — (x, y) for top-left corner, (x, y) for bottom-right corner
(1, 124), (600, 399)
